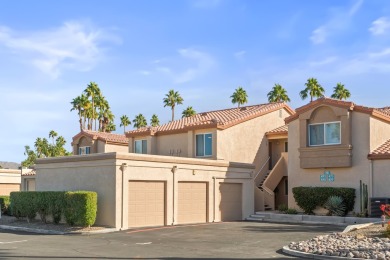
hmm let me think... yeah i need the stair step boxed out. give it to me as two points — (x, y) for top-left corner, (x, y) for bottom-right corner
(249, 214), (265, 219)
(246, 217), (264, 222)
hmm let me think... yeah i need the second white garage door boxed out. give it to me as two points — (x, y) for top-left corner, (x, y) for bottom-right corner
(128, 181), (165, 228)
(219, 183), (242, 221)
(178, 182), (207, 224)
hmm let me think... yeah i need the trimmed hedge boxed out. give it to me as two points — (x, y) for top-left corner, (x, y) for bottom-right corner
(10, 191), (97, 227)
(292, 187), (355, 215)
(0, 196), (10, 215)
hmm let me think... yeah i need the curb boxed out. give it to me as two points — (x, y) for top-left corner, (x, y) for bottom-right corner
(254, 219), (349, 227)
(0, 225), (118, 235)
(282, 246), (356, 260)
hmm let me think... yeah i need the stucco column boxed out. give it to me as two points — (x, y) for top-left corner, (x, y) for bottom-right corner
(187, 130), (194, 158)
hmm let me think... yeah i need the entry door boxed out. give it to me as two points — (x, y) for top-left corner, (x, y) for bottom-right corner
(128, 181), (165, 228)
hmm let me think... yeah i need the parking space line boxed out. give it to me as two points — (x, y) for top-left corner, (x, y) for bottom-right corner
(0, 240), (28, 245)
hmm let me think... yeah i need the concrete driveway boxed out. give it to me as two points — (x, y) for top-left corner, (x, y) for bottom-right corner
(0, 221), (344, 259)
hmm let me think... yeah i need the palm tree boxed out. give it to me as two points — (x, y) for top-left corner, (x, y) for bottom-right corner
(331, 83), (351, 100)
(182, 106), (197, 118)
(150, 114), (160, 127)
(230, 86), (248, 107)
(120, 115), (131, 133)
(163, 89), (184, 121)
(133, 114), (147, 129)
(300, 78), (325, 102)
(49, 130), (58, 145)
(106, 122), (116, 133)
(70, 96), (83, 131)
(267, 84), (291, 102)
(84, 82), (101, 131)
(79, 94), (90, 130)
(102, 109), (115, 132)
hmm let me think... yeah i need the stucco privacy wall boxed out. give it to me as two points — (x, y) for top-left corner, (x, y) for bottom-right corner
(372, 160), (390, 198)
(217, 108), (289, 174)
(35, 152), (255, 229)
(0, 169), (21, 184)
(288, 111), (374, 212)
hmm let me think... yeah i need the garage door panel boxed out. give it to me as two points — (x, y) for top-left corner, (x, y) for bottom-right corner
(219, 183), (242, 221)
(178, 182), (207, 224)
(128, 181), (165, 228)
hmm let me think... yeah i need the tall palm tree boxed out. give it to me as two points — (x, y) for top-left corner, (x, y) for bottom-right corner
(70, 95), (83, 131)
(163, 89), (184, 121)
(102, 109), (115, 132)
(331, 83), (351, 100)
(230, 86), (248, 107)
(150, 114), (160, 127)
(267, 84), (291, 102)
(182, 106), (197, 118)
(120, 115), (131, 133)
(133, 114), (147, 129)
(84, 82), (101, 131)
(300, 78), (325, 102)
(79, 94), (90, 130)
(49, 130), (58, 145)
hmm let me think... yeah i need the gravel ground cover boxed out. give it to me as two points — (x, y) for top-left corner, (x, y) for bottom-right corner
(288, 223), (390, 259)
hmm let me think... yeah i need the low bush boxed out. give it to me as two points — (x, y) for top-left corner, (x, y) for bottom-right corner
(9, 191), (97, 227)
(323, 196), (346, 216)
(285, 208), (298, 214)
(64, 191), (97, 227)
(292, 187), (355, 215)
(277, 203), (288, 213)
(0, 196), (10, 215)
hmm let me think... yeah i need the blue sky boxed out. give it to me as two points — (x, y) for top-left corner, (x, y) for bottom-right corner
(1, 0), (390, 163)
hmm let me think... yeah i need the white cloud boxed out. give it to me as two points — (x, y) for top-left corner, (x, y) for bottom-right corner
(234, 50), (246, 60)
(156, 48), (216, 84)
(310, 0), (363, 44)
(191, 0), (222, 9)
(369, 17), (390, 35)
(138, 70), (151, 76)
(0, 21), (120, 78)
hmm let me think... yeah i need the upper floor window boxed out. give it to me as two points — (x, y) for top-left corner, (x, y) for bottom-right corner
(79, 146), (91, 155)
(309, 121), (341, 146)
(196, 133), (212, 157)
(134, 140), (147, 154)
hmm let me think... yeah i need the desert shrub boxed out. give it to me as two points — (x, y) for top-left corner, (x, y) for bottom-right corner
(10, 192), (37, 222)
(323, 196), (346, 216)
(386, 222), (390, 238)
(292, 187), (355, 215)
(278, 203), (288, 213)
(0, 196), (10, 215)
(285, 208), (298, 214)
(64, 191), (97, 227)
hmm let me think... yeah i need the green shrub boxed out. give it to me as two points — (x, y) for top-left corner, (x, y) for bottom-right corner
(292, 187), (355, 215)
(10, 192), (37, 222)
(10, 191), (97, 227)
(285, 208), (298, 214)
(277, 203), (288, 213)
(64, 191), (97, 227)
(0, 196), (10, 215)
(324, 196), (346, 216)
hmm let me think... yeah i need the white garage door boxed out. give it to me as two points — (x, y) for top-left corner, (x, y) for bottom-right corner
(0, 184), (20, 196)
(178, 182), (207, 224)
(128, 181), (165, 228)
(219, 183), (242, 221)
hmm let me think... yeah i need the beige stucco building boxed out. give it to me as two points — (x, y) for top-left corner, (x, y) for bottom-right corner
(0, 169), (21, 196)
(72, 130), (129, 155)
(286, 97), (390, 213)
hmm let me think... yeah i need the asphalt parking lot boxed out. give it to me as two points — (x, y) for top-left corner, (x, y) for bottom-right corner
(0, 221), (344, 259)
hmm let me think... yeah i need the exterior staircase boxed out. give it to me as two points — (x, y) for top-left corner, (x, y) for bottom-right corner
(246, 212), (268, 222)
(258, 170), (270, 192)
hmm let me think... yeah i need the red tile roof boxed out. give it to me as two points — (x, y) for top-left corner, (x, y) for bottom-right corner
(73, 130), (128, 145)
(22, 169), (36, 176)
(368, 139), (390, 160)
(126, 102), (295, 137)
(266, 125), (288, 136)
(285, 97), (390, 124)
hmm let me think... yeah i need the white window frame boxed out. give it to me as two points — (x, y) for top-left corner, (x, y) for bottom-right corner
(195, 133), (213, 157)
(134, 139), (147, 154)
(308, 121), (341, 147)
(79, 146), (91, 155)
